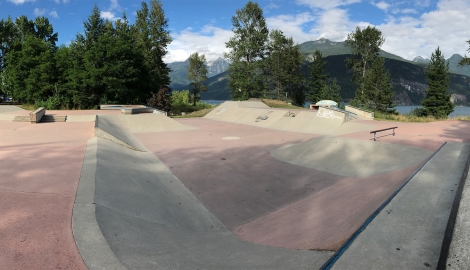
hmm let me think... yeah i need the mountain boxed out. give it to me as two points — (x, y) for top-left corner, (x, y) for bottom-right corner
(412, 56), (430, 64)
(167, 57), (229, 89)
(207, 57), (229, 77)
(175, 54), (470, 106)
(299, 37), (409, 62)
(447, 54), (470, 76)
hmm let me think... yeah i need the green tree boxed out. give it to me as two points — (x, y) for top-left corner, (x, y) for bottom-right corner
(359, 57), (395, 112)
(225, 1), (269, 100)
(422, 47), (454, 118)
(186, 52), (208, 106)
(135, 0), (172, 91)
(459, 40), (470, 67)
(345, 26), (384, 104)
(5, 16), (57, 104)
(329, 79), (342, 104)
(265, 29), (304, 105)
(307, 49), (329, 103)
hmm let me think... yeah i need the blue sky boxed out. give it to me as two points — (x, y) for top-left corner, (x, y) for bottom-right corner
(1, 0), (469, 63)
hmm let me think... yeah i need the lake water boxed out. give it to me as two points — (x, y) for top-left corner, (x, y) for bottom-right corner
(201, 100), (470, 117)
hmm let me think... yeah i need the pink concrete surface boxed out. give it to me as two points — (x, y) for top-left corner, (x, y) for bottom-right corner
(134, 117), (470, 251)
(340, 120), (470, 151)
(0, 121), (92, 269)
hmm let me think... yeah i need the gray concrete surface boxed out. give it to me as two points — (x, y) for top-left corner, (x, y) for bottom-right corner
(73, 137), (126, 270)
(331, 142), (470, 269)
(204, 101), (374, 136)
(94, 115), (147, 151)
(0, 105), (24, 113)
(271, 137), (432, 177)
(447, 158), (470, 269)
(76, 134), (333, 269)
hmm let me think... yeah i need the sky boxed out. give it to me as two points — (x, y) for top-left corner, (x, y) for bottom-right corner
(0, 0), (469, 63)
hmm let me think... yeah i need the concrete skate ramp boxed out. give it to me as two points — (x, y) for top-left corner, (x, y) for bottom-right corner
(205, 101), (362, 135)
(73, 136), (333, 269)
(271, 137), (432, 177)
(0, 105), (24, 114)
(94, 114), (197, 151)
(119, 113), (198, 133)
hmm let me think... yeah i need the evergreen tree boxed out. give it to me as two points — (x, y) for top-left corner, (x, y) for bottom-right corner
(186, 52), (208, 106)
(329, 79), (342, 104)
(345, 26), (384, 105)
(265, 29), (304, 105)
(5, 16), (57, 104)
(459, 39), (470, 67)
(307, 49), (329, 103)
(359, 57), (395, 112)
(135, 0), (172, 91)
(225, 1), (268, 100)
(422, 47), (454, 119)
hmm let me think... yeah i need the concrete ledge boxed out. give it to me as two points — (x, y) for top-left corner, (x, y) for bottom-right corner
(30, 107), (45, 123)
(120, 107), (167, 116)
(345, 105), (374, 120)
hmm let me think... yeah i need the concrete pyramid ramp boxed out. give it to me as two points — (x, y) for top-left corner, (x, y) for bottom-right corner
(94, 114), (197, 151)
(271, 137), (432, 177)
(94, 115), (147, 151)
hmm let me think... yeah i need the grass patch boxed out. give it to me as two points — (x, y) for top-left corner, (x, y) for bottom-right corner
(18, 104), (35, 110)
(171, 106), (216, 118)
(261, 99), (307, 109)
(374, 111), (437, 122)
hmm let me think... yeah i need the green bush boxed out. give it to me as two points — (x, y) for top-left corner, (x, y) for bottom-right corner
(171, 90), (212, 115)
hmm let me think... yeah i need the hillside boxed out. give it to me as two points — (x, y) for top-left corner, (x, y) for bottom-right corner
(299, 38), (409, 62)
(174, 54), (470, 106)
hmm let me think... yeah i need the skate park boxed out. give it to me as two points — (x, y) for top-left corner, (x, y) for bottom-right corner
(1, 101), (470, 269)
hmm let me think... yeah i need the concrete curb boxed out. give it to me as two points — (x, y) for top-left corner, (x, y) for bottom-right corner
(72, 137), (127, 270)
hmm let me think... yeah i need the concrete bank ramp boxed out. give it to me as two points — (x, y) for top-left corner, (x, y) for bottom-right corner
(73, 136), (333, 269)
(205, 101), (371, 135)
(0, 105), (25, 121)
(271, 137), (432, 177)
(94, 114), (197, 151)
(330, 143), (470, 270)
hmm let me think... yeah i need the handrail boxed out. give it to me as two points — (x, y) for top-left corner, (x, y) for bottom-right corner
(370, 126), (397, 141)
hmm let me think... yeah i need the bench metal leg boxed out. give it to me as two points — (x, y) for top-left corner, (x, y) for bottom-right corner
(374, 133), (376, 141)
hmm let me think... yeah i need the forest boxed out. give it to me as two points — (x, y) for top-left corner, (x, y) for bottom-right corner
(0, 0), (171, 109)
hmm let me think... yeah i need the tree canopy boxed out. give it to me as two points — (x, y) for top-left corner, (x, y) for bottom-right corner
(422, 47), (454, 118)
(0, 0), (172, 110)
(225, 1), (269, 100)
(187, 52), (208, 106)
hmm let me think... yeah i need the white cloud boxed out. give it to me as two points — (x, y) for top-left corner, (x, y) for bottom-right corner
(110, 0), (121, 11)
(265, 2), (279, 11)
(54, 0), (69, 3)
(34, 8), (46, 16)
(165, 0), (470, 63)
(373, 1), (390, 11)
(100, 11), (120, 21)
(379, 0), (470, 60)
(296, 0), (362, 10)
(266, 13), (315, 43)
(165, 25), (233, 63)
(401, 8), (418, 14)
(7, 0), (35, 4)
(49, 10), (59, 18)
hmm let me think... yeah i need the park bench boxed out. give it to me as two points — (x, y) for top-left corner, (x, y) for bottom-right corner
(370, 126), (397, 141)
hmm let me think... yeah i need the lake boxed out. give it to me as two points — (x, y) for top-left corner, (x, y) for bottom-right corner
(201, 100), (470, 117)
